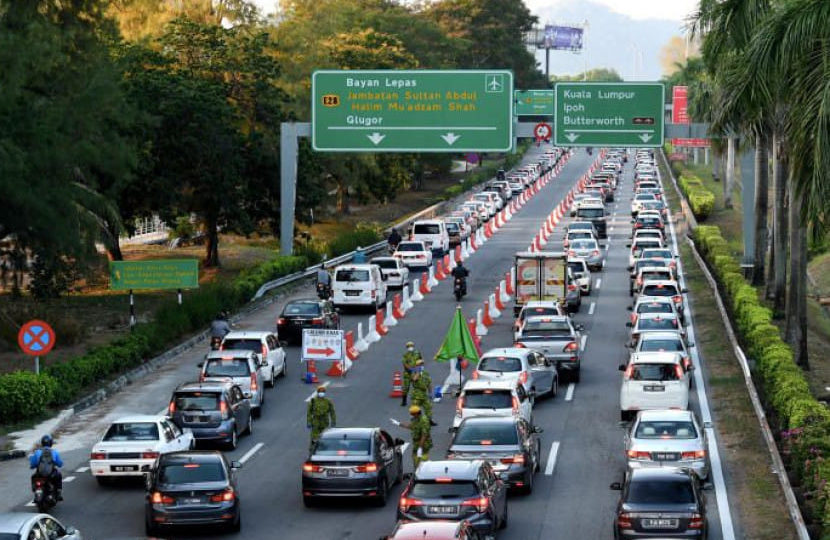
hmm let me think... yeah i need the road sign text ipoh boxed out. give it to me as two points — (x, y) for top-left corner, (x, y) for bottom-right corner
(110, 259), (199, 291)
(312, 70), (513, 152)
(554, 82), (665, 147)
(515, 89), (554, 116)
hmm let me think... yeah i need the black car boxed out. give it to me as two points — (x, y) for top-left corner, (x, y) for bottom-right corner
(447, 417), (542, 494)
(397, 460), (507, 535)
(145, 451), (241, 536)
(576, 205), (607, 238)
(302, 427), (404, 507)
(277, 298), (339, 344)
(633, 214), (665, 234)
(168, 381), (252, 450)
(611, 468), (709, 539)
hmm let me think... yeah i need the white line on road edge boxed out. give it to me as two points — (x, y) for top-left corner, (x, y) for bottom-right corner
(75, 466), (89, 473)
(544, 441), (561, 476)
(580, 335), (587, 352)
(595, 278), (602, 289)
(25, 502), (34, 507)
(565, 383), (575, 402)
(304, 381), (330, 402)
(401, 443), (410, 455)
(588, 302), (596, 315)
(239, 442), (264, 465)
(64, 476), (76, 483)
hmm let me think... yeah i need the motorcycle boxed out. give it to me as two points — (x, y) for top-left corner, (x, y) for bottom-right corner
(316, 281), (331, 300)
(210, 336), (222, 350)
(32, 475), (58, 512)
(453, 277), (467, 301)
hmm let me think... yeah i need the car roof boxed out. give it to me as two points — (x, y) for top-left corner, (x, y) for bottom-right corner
(642, 280), (680, 287)
(636, 312), (679, 320)
(335, 264), (378, 270)
(629, 467), (693, 482)
(319, 427), (376, 439)
(637, 266), (671, 274)
(398, 241), (426, 247)
(415, 460), (484, 480)
(175, 381), (233, 393)
(111, 415), (165, 424)
(286, 298), (322, 305)
(630, 351), (682, 364)
(568, 221), (594, 227)
(205, 350), (256, 360)
(391, 520), (465, 539)
(222, 331), (271, 340)
(371, 256), (397, 262)
(457, 416), (518, 427)
(413, 219), (443, 224)
(637, 409), (694, 422)
(522, 300), (561, 309)
(462, 379), (518, 392)
(0, 513), (45, 533)
(567, 257), (588, 265)
(578, 203), (604, 209)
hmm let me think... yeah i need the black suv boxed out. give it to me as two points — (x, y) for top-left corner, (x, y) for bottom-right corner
(277, 298), (339, 344)
(145, 450), (241, 536)
(397, 460), (507, 535)
(611, 467), (709, 539)
(576, 205), (607, 238)
(168, 381), (252, 450)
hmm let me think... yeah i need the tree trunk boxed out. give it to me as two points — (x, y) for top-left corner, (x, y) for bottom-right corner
(767, 133), (787, 312)
(712, 148), (721, 181)
(785, 184), (808, 369)
(103, 221), (123, 261)
(751, 132), (769, 286)
(725, 137), (736, 209)
(204, 213), (220, 268)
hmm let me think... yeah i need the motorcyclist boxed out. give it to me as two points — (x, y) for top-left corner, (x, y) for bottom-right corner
(451, 261), (469, 295)
(316, 263), (332, 299)
(209, 311), (232, 349)
(387, 228), (402, 253)
(30, 434), (63, 500)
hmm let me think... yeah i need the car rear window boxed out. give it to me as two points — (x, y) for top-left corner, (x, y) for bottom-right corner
(414, 224), (441, 234)
(314, 437), (370, 455)
(630, 364), (680, 381)
(577, 208), (604, 219)
(520, 307), (560, 321)
(463, 389), (513, 409)
(453, 422), (519, 445)
(445, 222), (459, 233)
(568, 262), (587, 273)
(478, 356), (522, 372)
(222, 339), (262, 353)
(159, 461), (226, 484)
(637, 303), (674, 315)
(204, 358), (251, 378)
(637, 318), (678, 331)
(396, 243), (423, 252)
(410, 481), (478, 498)
(284, 302), (321, 316)
(641, 272), (671, 282)
(174, 392), (221, 412)
(103, 422), (159, 442)
(635, 421), (697, 439)
(628, 478), (695, 504)
(572, 240), (597, 250)
(640, 339), (684, 352)
(335, 269), (370, 282)
(637, 217), (662, 227)
(372, 259), (398, 270)
(522, 319), (571, 336)
(642, 284), (679, 297)
(643, 250), (673, 259)
(0, 535), (18, 540)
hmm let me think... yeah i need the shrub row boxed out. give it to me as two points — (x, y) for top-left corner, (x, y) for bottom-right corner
(678, 174), (715, 220)
(693, 225), (830, 529)
(326, 224), (382, 257)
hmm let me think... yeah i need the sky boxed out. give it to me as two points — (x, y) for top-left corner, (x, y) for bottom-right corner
(525, 0), (698, 22)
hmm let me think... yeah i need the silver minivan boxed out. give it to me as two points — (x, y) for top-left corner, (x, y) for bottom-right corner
(200, 350), (265, 417)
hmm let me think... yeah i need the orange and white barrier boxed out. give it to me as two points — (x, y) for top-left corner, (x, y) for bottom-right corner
(403, 285), (416, 309)
(375, 309), (389, 336)
(393, 293), (406, 318)
(427, 266), (439, 288)
(435, 259), (447, 281)
(345, 331), (359, 361)
(384, 301), (398, 327)
(365, 315), (381, 343)
(488, 293), (502, 319)
(476, 308), (489, 335)
(499, 279), (511, 304)
(494, 286), (506, 311)
(355, 322), (370, 352)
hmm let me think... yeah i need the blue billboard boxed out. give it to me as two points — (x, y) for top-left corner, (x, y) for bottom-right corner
(544, 25), (584, 51)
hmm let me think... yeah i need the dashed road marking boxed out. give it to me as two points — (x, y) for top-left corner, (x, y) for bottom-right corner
(304, 381), (330, 402)
(239, 442), (264, 464)
(544, 441), (561, 476)
(75, 466), (89, 473)
(25, 501), (35, 507)
(565, 383), (575, 401)
(595, 278), (602, 289)
(589, 302), (596, 315)
(580, 335), (587, 351)
(64, 476), (76, 483)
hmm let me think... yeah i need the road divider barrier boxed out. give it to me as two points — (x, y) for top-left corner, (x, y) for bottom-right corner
(411, 278), (424, 301)
(494, 285), (506, 311)
(499, 280), (512, 304)
(475, 308), (488, 336)
(365, 315), (382, 343)
(402, 286), (415, 311)
(393, 294), (406, 319)
(487, 293), (501, 320)
(354, 323), (369, 352)
(467, 317), (483, 355)
(383, 301), (398, 327)
(427, 266), (439, 288)
(345, 331), (359, 361)
(375, 310), (389, 336)
(304, 360), (319, 384)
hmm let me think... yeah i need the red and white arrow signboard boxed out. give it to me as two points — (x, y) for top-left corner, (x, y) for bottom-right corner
(302, 329), (344, 361)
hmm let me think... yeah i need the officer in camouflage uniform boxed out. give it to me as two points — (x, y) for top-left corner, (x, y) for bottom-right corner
(410, 359), (437, 426)
(306, 386), (336, 452)
(401, 341), (422, 406)
(400, 405), (432, 470)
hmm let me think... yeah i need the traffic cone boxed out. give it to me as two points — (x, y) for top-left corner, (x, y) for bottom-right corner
(494, 285), (506, 311)
(420, 273), (432, 294)
(345, 331), (359, 361)
(326, 360), (344, 376)
(454, 245), (463, 263)
(468, 318), (483, 355)
(304, 360), (318, 384)
(376, 308), (389, 336)
(389, 371), (404, 398)
(505, 271), (514, 295)
(443, 253), (451, 271)
(482, 300), (494, 326)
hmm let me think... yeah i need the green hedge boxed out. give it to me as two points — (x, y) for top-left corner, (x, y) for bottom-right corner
(693, 225), (830, 528)
(0, 255), (308, 419)
(327, 224), (382, 257)
(679, 174), (715, 219)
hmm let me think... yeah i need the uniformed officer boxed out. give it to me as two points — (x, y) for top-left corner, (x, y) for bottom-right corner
(410, 359), (437, 426)
(401, 341), (422, 406)
(399, 405), (432, 470)
(306, 386), (336, 451)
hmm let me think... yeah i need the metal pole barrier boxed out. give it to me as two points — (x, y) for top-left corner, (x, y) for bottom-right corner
(177, 288), (182, 305)
(129, 289), (136, 330)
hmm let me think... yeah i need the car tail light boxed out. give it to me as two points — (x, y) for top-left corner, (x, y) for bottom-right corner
(456, 396), (464, 417)
(501, 454), (525, 465)
(303, 462), (323, 473)
(689, 513), (705, 529)
(675, 364), (684, 379)
(141, 452), (159, 460)
(512, 396), (520, 414)
(90, 452), (106, 460)
(220, 400), (230, 420)
(673, 295), (682, 304)
(277, 317), (286, 325)
(353, 463), (378, 473)
(513, 342), (526, 348)
(371, 290), (376, 299)
(630, 313), (637, 324)
(683, 356), (691, 370)
(592, 250), (600, 256)
(568, 284), (577, 291)
(311, 317), (324, 325)
(461, 497), (489, 512)
(623, 364), (634, 379)
(519, 371), (528, 385)
(637, 277), (643, 286)
(261, 344), (268, 357)
(617, 512), (633, 529)
(399, 496), (423, 512)
(472, 371), (479, 380)
(250, 373), (258, 392)
(199, 372), (205, 382)
(151, 492), (175, 505)
(635, 223), (642, 228)
(568, 250), (575, 257)
(682, 450), (706, 460)
(563, 239), (569, 248)
(168, 401), (175, 415)
(209, 488), (236, 503)
(626, 450), (651, 460)
(564, 342), (578, 352)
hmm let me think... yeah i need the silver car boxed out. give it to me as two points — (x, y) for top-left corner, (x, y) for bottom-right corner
(515, 315), (582, 384)
(0, 513), (81, 539)
(625, 409), (710, 479)
(201, 350), (265, 417)
(568, 239), (603, 271)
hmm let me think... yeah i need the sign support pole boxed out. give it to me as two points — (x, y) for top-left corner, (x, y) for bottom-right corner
(177, 288), (182, 305)
(35, 356), (39, 375)
(129, 289), (135, 330)
(280, 122), (311, 256)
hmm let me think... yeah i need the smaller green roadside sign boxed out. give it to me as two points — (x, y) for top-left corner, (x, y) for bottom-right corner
(514, 90), (554, 116)
(110, 260), (199, 291)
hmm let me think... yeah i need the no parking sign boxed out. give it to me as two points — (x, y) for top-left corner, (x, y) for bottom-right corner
(18, 319), (55, 374)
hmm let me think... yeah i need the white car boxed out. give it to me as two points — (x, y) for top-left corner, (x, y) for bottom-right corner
(90, 415), (194, 482)
(221, 331), (286, 388)
(629, 296), (682, 327)
(563, 230), (595, 250)
(470, 194), (498, 216)
(460, 201), (490, 222)
(472, 347), (538, 392)
(411, 219), (450, 254)
(632, 331), (695, 374)
(628, 238), (665, 270)
(619, 352), (690, 421)
(567, 258), (591, 294)
(331, 263), (388, 309)
(625, 409), (710, 479)
(453, 379), (533, 428)
(630, 265), (674, 296)
(370, 256), (410, 288)
(627, 312), (686, 347)
(393, 240), (433, 268)
(638, 279), (687, 315)
(513, 301), (566, 341)
(631, 193), (657, 216)
(632, 229), (665, 245)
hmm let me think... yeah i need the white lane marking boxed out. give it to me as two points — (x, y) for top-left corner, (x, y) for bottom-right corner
(401, 443), (410, 455)
(609, 226), (615, 232)
(239, 442), (265, 464)
(25, 502), (35, 507)
(565, 383), (575, 402)
(580, 335), (587, 352)
(660, 165), (735, 539)
(544, 441), (561, 476)
(304, 381), (330, 402)
(595, 278), (602, 289)
(75, 466), (89, 473)
(605, 242), (611, 251)
(64, 476), (76, 483)
(588, 302), (596, 315)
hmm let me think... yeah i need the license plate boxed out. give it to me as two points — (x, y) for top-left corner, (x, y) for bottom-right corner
(644, 385), (665, 392)
(653, 453), (679, 461)
(344, 290), (360, 296)
(178, 497), (203, 506)
(111, 465), (138, 472)
(428, 505), (457, 514)
(642, 518), (679, 529)
(326, 469), (349, 477)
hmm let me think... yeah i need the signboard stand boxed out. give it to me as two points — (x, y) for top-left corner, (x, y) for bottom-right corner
(129, 289), (135, 329)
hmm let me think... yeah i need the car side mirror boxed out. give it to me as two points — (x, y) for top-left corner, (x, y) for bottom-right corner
(703, 421), (713, 429)
(610, 482), (622, 490)
(703, 482), (714, 491)
(197, 362), (204, 368)
(625, 243), (631, 248)
(65, 527), (78, 535)
(532, 426), (544, 434)
(394, 437), (405, 446)
(618, 364), (626, 371)
(626, 306), (633, 311)
(448, 427), (457, 434)
(259, 359), (268, 367)
(144, 473), (153, 491)
(231, 461), (242, 469)
(528, 390), (537, 399)
(682, 288), (689, 294)
(688, 343), (695, 348)
(576, 324), (585, 332)
(625, 322), (633, 328)
(335, 307), (341, 313)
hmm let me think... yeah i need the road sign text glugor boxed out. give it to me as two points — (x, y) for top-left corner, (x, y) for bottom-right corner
(554, 82), (665, 147)
(312, 70), (513, 152)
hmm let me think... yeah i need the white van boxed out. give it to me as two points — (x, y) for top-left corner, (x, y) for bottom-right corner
(410, 219), (449, 254)
(331, 264), (387, 309)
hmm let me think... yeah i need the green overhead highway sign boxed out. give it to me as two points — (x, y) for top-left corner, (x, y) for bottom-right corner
(312, 70), (513, 152)
(554, 82), (664, 147)
(514, 89), (554, 116)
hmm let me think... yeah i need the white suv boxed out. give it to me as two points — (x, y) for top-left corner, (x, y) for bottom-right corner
(453, 379), (533, 428)
(221, 331), (286, 388)
(619, 352), (690, 421)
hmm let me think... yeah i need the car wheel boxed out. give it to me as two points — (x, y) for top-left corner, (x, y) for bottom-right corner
(303, 495), (317, 508)
(282, 360), (288, 378)
(551, 377), (558, 398)
(535, 441), (542, 472)
(572, 367), (581, 383)
(96, 476), (109, 486)
(229, 508), (241, 533)
(523, 467), (534, 495)
(253, 406), (262, 419)
(500, 499), (509, 529)
(145, 513), (159, 537)
(395, 456), (404, 484)
(228, 428), (238, 450)
(373, 477), (388, 507)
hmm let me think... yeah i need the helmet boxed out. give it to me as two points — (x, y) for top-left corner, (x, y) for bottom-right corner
(317, 385), (327, 392)
(409, 405), (421, 415)
(405, 341), (415, 347)
(414, 358), (425, 366)
(41, 434), (53, 447)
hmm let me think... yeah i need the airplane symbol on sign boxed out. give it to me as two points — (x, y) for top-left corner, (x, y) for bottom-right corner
(485, 75), (504, 93)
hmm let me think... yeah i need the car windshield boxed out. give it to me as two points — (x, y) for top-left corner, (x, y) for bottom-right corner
(634, 241), (662, 251)
(204, 358), (251, 378)
(478, 356), (522, 372)
(642, 284), (679, 297)
(638, 303), (674, 315)
(641, 271), (671, 282)
(577, 208), (604, 218)
(103, 422), (159, 442)
(463, 390), (513, 409)
(636, 259), (664, 271)
(284, 302), (321, 316)
(0, 535), (19, 540)
(335, 269), (370, 282)
(637, 218), (662, 227)
(569, 223), (592, 231)
(372, 259), (398, 270)
(454, 422), (519, 445)
(414, 224), (441, 234)
(397, 243), (423, 252)
(636, 194), (656, 201)
(221, 339), (262, 353)
(627, 478), (695, 504)
(635, 421), (698, 439)
(568, 232), (592, 240)
(410, 481), (478, 499)
(159, 461), (226, 484)
(630, 363), (680, 381)
(314, 437), (370, 456)
(174, 392), (220, 412)
(637, 318), (678, 330)
(640, 339), (684, 352)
